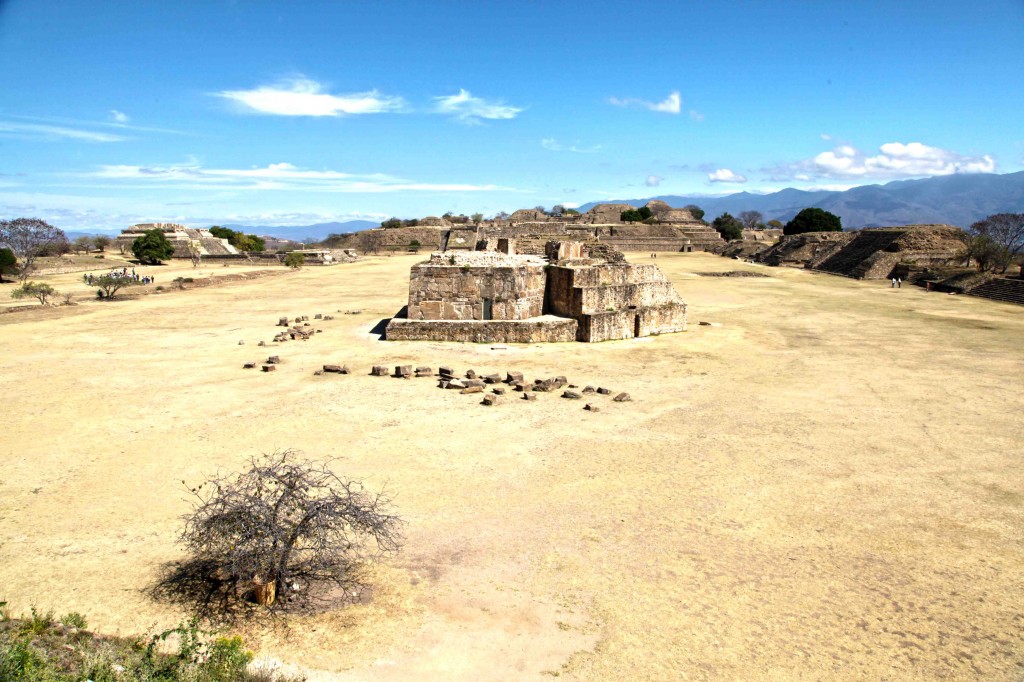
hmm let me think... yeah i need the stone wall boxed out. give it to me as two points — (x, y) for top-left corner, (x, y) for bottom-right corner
(385, 317), (578, 343)
(575, 302), (687, 342)
(406, 255), (546, 321)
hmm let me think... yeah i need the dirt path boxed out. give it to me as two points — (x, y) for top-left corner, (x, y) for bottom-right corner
(1, 253), (1022, 680)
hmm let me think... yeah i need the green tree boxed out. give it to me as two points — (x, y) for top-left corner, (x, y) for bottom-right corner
(470, 212), (484, 224)
(132, 229), (175, 264)
(409, 239), (422, 252)
(711, 213), (744, 241)
(683, 204), (705, 221)
(381, 217), (402, 229)
(209, 226), (234, 241)
(564, 208), (580, 216)
(766, 219), (784, 230)
(11, 281), (58, 305)
(784, 208), (842, 235)
(0, 247), (16, 282)
(620, 206), (653, 223)
(93, 274), (138, 300)
(284, 252), (305, 269)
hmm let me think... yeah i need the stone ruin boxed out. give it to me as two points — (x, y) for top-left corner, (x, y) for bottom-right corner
(114, 223), (240, 257)
(385, 241), (687, 343)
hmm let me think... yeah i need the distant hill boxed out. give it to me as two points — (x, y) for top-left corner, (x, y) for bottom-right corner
(577, 171), (1024, 228)
(222, 220), (380, 241)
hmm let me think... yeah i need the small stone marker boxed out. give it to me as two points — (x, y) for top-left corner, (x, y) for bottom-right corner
(464, 378), (485, 388)
(466, 369), (477, 379)
(583, 386), (596, 394)
(395, 365), (412, 378)
(238, 340), (245, 345)
(439, 366), (455, 378)
(314, 313), (322, 319)
(278, 317), (289, 326)
(262, 364), (276, 372)
(370, 365), (388, 376)
(613, 392), (632, 402)
(597, 387), (612, 395)
(243, 362), (256, 369)
(562, 390), (581, 399)
(258, 341), (266, 347)
(523, 393), (537, 401)
(266, 356), (281, 364)
(446, 379), (466, 389)
(506, 371), (523, 384)
(492, 387), (506, 395)
(584, 403), (600, 412)
(323, 364), (349, 374)
(461, 385), (483, 394)
(482, 394), (498, 406)
(313, 369), (323, 376)
(483, 373), (502, 384)
(415, 366), (433, 377)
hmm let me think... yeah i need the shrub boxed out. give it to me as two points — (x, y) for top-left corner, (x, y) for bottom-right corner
(61, 612), (88, 629)
(284, 252), (305, 269)
(10, 281), (57, 305)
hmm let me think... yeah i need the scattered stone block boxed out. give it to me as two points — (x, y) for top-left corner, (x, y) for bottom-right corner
(323, 364), (349, 374)
(394, 365), (412, 378)
(506, 371), (523, 384)
(483, 373), (502, 384)
(258, 341), (266, 347)
(492, 387), (506, 395)
(439, 366), (455, 378)
(513, 382), (526, 391)
(415, 366), (433, 377)
(262, 364), (276, 372)
(584, 403), (600, 412)
(562, 390), (581, 399)
(278, 317), (289, 326)
(613, 392), (632, 402)
(370, 365), (389, 376)
(597, 387), (612, 395)
(465, 369), (477, 379)
(243, 362), (256, 369)
(583, 386), (596, 394)
(482, 394), (498, 406)
(438, 380), (450, 389)
(238, 340), (245, 345)
(446, 379), (466, 389)
(523, 393), (537, 401)
(464, 378), (486, 388)
(461, 385), (483, 394)
(313, 369), (323, 376)
(314, 313), (322, 319)
(266, 356), (281, 364)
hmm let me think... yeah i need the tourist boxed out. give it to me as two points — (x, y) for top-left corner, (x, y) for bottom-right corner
(891, 277), (896, 288)
(897, 277), (902, 288)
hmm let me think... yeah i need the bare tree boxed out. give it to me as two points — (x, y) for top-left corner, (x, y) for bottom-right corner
(970, 213), (1024, 272)
(185, 239), (203, 268)
(738, 210), (764, 230)
(163, 450), (401, 615)
(73, 236), (94, 255)
(0, 218), (68, 280)
(93, 235), (112, 252)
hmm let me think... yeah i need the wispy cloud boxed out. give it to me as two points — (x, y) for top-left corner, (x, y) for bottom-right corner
(84, 161), (508, 193)
(708, 168), (748, 184)
(217, 78), (406, 117)
(110, 110), (129, 124)
(0, 121), (127, 142)
(769, 142), (996, 181)
(541, 137), (601, 153)
(610, 90), (682, 115)
(645, 175), (663, 187)
(689, 110), (704, 122)
(433, 89), (523, 124)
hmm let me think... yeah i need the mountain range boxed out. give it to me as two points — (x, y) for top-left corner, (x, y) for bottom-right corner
(222, 220), (380, 241)
(578, 171), (1024, 228)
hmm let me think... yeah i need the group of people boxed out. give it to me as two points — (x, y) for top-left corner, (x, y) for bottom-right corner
(891, 277), (902, 288)
(82, 267), (156, 286)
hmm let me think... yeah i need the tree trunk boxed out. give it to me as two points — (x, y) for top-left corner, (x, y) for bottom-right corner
(253, 578), (276, 606)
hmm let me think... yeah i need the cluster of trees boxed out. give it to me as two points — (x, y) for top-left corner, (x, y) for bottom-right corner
(209, 226), (265, 252)
(963, 213), (1024, 273)
(783, 208), (843, 235)
(620, 206), (654, 223)
(708, 208), (842, 241)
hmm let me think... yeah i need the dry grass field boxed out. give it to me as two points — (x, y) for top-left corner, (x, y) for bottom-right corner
(1, 252), (1022, 680)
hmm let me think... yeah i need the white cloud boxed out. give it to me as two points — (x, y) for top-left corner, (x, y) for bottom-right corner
(708, 168), (748, 184)
(217, 78), (406, 117)
(541, 137), (601, 153)
(820, 133), (832, 141)
(0, 121), (127, 142)
(610, 90), (682, 115)
(689, 110), (704, 123)
(772, 141), (996, 181)
(110, 110), (129, 124)
(433, 89), (522, 124)
(85, 161), (507, 193)
(645, 175), (663, 187)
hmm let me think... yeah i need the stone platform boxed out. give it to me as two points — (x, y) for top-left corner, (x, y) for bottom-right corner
(385, 315), (578, 343)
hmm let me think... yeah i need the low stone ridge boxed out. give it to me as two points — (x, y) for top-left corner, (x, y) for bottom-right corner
(323, 364), (349, 374)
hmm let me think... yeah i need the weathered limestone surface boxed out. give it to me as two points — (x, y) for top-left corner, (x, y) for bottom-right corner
(406, 252), (546, 321)
(385, 317), (578, 343)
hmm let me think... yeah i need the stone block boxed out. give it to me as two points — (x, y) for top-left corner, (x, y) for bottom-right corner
(323, 364), (349, 374)
(506, 371), (524, 384)
(278, 317), (289, 326)
(258, 341), (266, 347)
(562, 390), (581, 399)
(446, 379), (466, 389)
(613, 392), (632, 402)
(583, 386), (596, 394)
(523, 393), (537, 401)
(464, 378), (485, 388)
(370, 365), (389, 376)
(238, 340), (245, 345)
(395, 365), (413, 378)
(483, 373), (502, 384)
(597, 387), (612, 395)
(243, 362), (256, 369)
(266, 356), (281, 364)
(439, 366), (455, 378)
(492, 387), (506, 395)
(314, 313), (322, 319)
(482, 394), (498, 406)
(262, 364), (276, 372)
(466, 369), (477, 379)
(461, 385), (483, 394)
(585, 403), (600, 412)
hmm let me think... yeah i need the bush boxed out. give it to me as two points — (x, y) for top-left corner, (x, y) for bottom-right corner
(283, 252), (305, 269)
(157, 450), (402, 616)
(61, 612), (87, 629)
(620, 206), (653, 223)
(784, 208), (842, 235)
(10, 281), (58, 305)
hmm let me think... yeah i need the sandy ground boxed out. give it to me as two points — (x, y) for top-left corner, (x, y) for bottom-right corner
(1, 252), (1022, 680)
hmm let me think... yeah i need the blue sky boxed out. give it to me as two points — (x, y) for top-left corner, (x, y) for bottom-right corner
(1, 0), (1022, 231)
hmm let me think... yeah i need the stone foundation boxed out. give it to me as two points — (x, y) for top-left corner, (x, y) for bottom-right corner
(385, 316), (578, 343)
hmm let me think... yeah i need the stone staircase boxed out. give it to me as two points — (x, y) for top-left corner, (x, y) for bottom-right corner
(966, 277), (1024, 305)
(813, 230), (902, 278)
